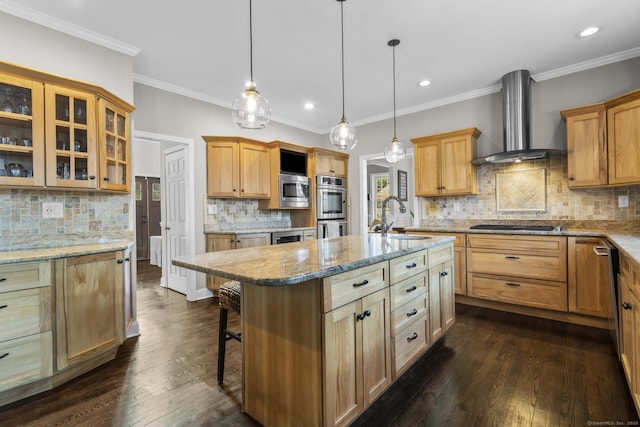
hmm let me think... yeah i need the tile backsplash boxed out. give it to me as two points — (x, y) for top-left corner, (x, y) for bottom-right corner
(0, 189), (132, 250)
(419, 158), (640, 227)
(204, 197), (291, 232)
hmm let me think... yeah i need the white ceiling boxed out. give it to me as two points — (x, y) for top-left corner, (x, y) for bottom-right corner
(3, 0), (640, 134)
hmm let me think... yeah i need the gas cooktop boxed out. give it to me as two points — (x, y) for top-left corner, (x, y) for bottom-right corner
(469, 224), (557, 231)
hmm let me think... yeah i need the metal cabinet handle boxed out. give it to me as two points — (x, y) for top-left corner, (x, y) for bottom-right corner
(0, 353), (9, 360)
(569, 176), (575, 181)
(593, 246), (609, 257)
(89, 176), (96, 180)
(406, 263), (417, 269)
(622, 301), (633, 310)
(440, 271), (448, 277)
(407, 332), (418, 342)
(352, 279), (369, 288)
(506, 282), (520, 287)
(505, 256), (520, 260)
(406, 285), (417, 293)
(0, 278), (6, 282)
(356, 309), (372, 321)
(406, 309), (418, 317)
(165, 227), (171, 230)
(0, 305), (7, 309)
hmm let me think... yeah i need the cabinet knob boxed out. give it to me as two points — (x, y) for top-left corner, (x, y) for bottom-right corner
(622, 301), (633, 310)
(440, 271), (448, 277)
(117, 259), (124, 264)
(569, 176), (575, 181)
(103, 177), (109, 181)
(89, 176), (96, 180)
(237, 240), (241, 243)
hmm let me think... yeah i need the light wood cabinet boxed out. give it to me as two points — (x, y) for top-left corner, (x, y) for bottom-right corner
(0, 261), (52, 396)
(607, 90), (640, 185)
(0, 62), (133, 193)
(619, 256), (640, 413)
(561, 104), (607, 187)
(323, 286), (391, 427)
(561, 88), (640, 188)
(467, 234), (568, 311)
(429, 259), (454, 342)
(205, 232), (270, 291)
(567, 237), (609, 318)
(204, 137), (271, 198)
(55, 251), (124, 370)
(409, 232), (466, 295)
(313, 148), (348, 177)
(44, 84), (98, 189)
(411, 127), (480, 196)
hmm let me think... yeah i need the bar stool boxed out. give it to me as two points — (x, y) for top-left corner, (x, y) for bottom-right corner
(217, 280), (241, 384)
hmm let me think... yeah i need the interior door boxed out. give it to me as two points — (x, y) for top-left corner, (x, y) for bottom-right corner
(164, 148), (188, 295)
(135, 177), (149, 259)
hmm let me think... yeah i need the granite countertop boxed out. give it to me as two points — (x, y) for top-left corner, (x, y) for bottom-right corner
(173, 234), (454, 286)
(0, 239), (134, 265)
(204, 226), (316, 235)
(404, 226), (640, 266)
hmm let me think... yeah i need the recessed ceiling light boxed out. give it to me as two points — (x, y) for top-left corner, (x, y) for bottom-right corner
(304, 102), (315, 110)
(578, 26), (600, 38)
(417, 80), (431, 87)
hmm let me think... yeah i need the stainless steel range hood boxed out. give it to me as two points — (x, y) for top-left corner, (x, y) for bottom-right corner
(471, 70), (566, 165)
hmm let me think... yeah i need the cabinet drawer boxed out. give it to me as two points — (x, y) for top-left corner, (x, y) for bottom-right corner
(0, 331), (53, 392)
(467, 234), (565, 253)
(428, 243), (454, 268)
(0, 261), (52, 293)
(390, 274), (427, 311)
(389, 250), (427, 284)
(391, 294), (428, 335)
(467, 248), (566, 282)
(0, 287), (52, 342)
(322, 261), (388, 312)
(468, 273), (567, 311)
(392, 315), (429, 377)
(408, 232), (465, 247)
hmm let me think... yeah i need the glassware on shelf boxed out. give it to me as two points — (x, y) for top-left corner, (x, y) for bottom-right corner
(105, 109), (115, 133)
(106, 135), (115, 157)
(56, 94), (70, 121)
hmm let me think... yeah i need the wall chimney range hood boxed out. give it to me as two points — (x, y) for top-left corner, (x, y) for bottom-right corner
(471, 70), (566, 165)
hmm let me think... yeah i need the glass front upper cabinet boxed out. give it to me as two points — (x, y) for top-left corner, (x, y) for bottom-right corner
(0, 73), (45, 187)
(98, 97), (130, 192)
(44, 85), (97, 189)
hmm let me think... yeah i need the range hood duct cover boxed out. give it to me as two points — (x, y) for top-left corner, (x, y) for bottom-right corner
(472, 69), (566, 165)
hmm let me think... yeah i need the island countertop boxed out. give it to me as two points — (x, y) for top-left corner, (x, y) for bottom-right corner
(172, 233), (454, 286)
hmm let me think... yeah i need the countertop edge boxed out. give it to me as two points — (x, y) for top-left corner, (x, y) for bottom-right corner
(0, 240), (134, 264)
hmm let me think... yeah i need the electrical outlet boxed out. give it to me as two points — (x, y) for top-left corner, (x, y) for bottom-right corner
(454, 202), (461, 212)
(207, 204), (217, 215)
(42, 202), (64, 219)
(618, 195), (629, 208)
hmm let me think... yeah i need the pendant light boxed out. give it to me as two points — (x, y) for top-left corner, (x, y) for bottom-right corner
(384, 39), (406, 163)
(231, 0), (271, 130)
(329, 0), (357, 150)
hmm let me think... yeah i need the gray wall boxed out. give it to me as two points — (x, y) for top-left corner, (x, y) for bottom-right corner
(337, 57), (640, 233)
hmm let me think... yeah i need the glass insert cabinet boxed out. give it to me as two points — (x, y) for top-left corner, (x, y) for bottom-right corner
(0, 62), (134, 192)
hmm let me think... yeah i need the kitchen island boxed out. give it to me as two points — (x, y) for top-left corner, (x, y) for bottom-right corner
(173, 233), (455, 427)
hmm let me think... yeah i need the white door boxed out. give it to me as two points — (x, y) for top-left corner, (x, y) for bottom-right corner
(164, 147), (188, 294)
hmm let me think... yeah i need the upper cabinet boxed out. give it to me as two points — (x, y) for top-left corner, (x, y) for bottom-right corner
(0, 62), (134, 193)
(411, 127), (480, 197)
(561, 88), (640, 188)
(203, 136), (271, 199)
(0, 73), (45, 187)
(312, 148), (348, 177)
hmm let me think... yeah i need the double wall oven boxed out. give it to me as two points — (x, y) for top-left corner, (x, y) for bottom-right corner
(316, 175), (347, 238)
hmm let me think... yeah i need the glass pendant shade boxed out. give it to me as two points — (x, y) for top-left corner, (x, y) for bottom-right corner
(330, 116), (357, 150)
(384, 136), (406, 163)
(232, 83), (271, 130)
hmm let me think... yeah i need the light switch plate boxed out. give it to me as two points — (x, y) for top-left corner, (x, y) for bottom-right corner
(618, 195), (629, 208)
(207, 204), (217, 215)
(42, 202), (64, 219)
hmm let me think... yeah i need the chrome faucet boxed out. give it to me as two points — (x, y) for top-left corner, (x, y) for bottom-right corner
(380, 196), (406, 236)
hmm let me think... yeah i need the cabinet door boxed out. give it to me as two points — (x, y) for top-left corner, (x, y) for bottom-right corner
(453, 245), (467, 295)
(331, 155), (348, 177)
(0, 73), (45, 187)
(567, 237), (609, 318)
(429, 266), (443, 342)
(98, 98), (130, 192)
(315, 151), (334, 176)
(439, 260), (455, 333)
(440, 135), (476, 194)
(564, 106), (607, 187)
(413, 140), (440, 196)
(44, 85), (97, 189)
(360, 287), (391, 406)
(608, 97), (640, 185)
(207, 141), (239, 197)
(239, 142), (270, 198)
(620, 279), (635, 388)
(236, 233), (270, 248)
(205, 235), (236, 291)
(55, 251), (124, 370)
(324, 300), (363, 427)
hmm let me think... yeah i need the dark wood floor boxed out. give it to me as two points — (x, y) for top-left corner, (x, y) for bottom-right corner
(0, 261), (637, 426)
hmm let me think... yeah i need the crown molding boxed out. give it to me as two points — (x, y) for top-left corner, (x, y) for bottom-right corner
(0, 0), (140, 56)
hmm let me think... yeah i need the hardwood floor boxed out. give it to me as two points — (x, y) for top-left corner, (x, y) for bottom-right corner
(0, 261), (636, 426)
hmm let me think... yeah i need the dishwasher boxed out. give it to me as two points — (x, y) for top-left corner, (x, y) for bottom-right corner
(271, 230), (304, 245)
(594, 240), (621, 359)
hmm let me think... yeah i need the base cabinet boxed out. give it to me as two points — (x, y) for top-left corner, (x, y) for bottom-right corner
(567, 237), (609, 318)
(55, 251), (124, 370)
(619, 253), (640, 413)
(205, 233), (270, 291)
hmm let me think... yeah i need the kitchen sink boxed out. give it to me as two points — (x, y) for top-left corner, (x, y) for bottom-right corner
(385, 234), (432, 240)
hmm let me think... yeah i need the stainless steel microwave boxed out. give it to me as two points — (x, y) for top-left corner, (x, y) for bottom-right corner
(279, 174), (310, 208)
